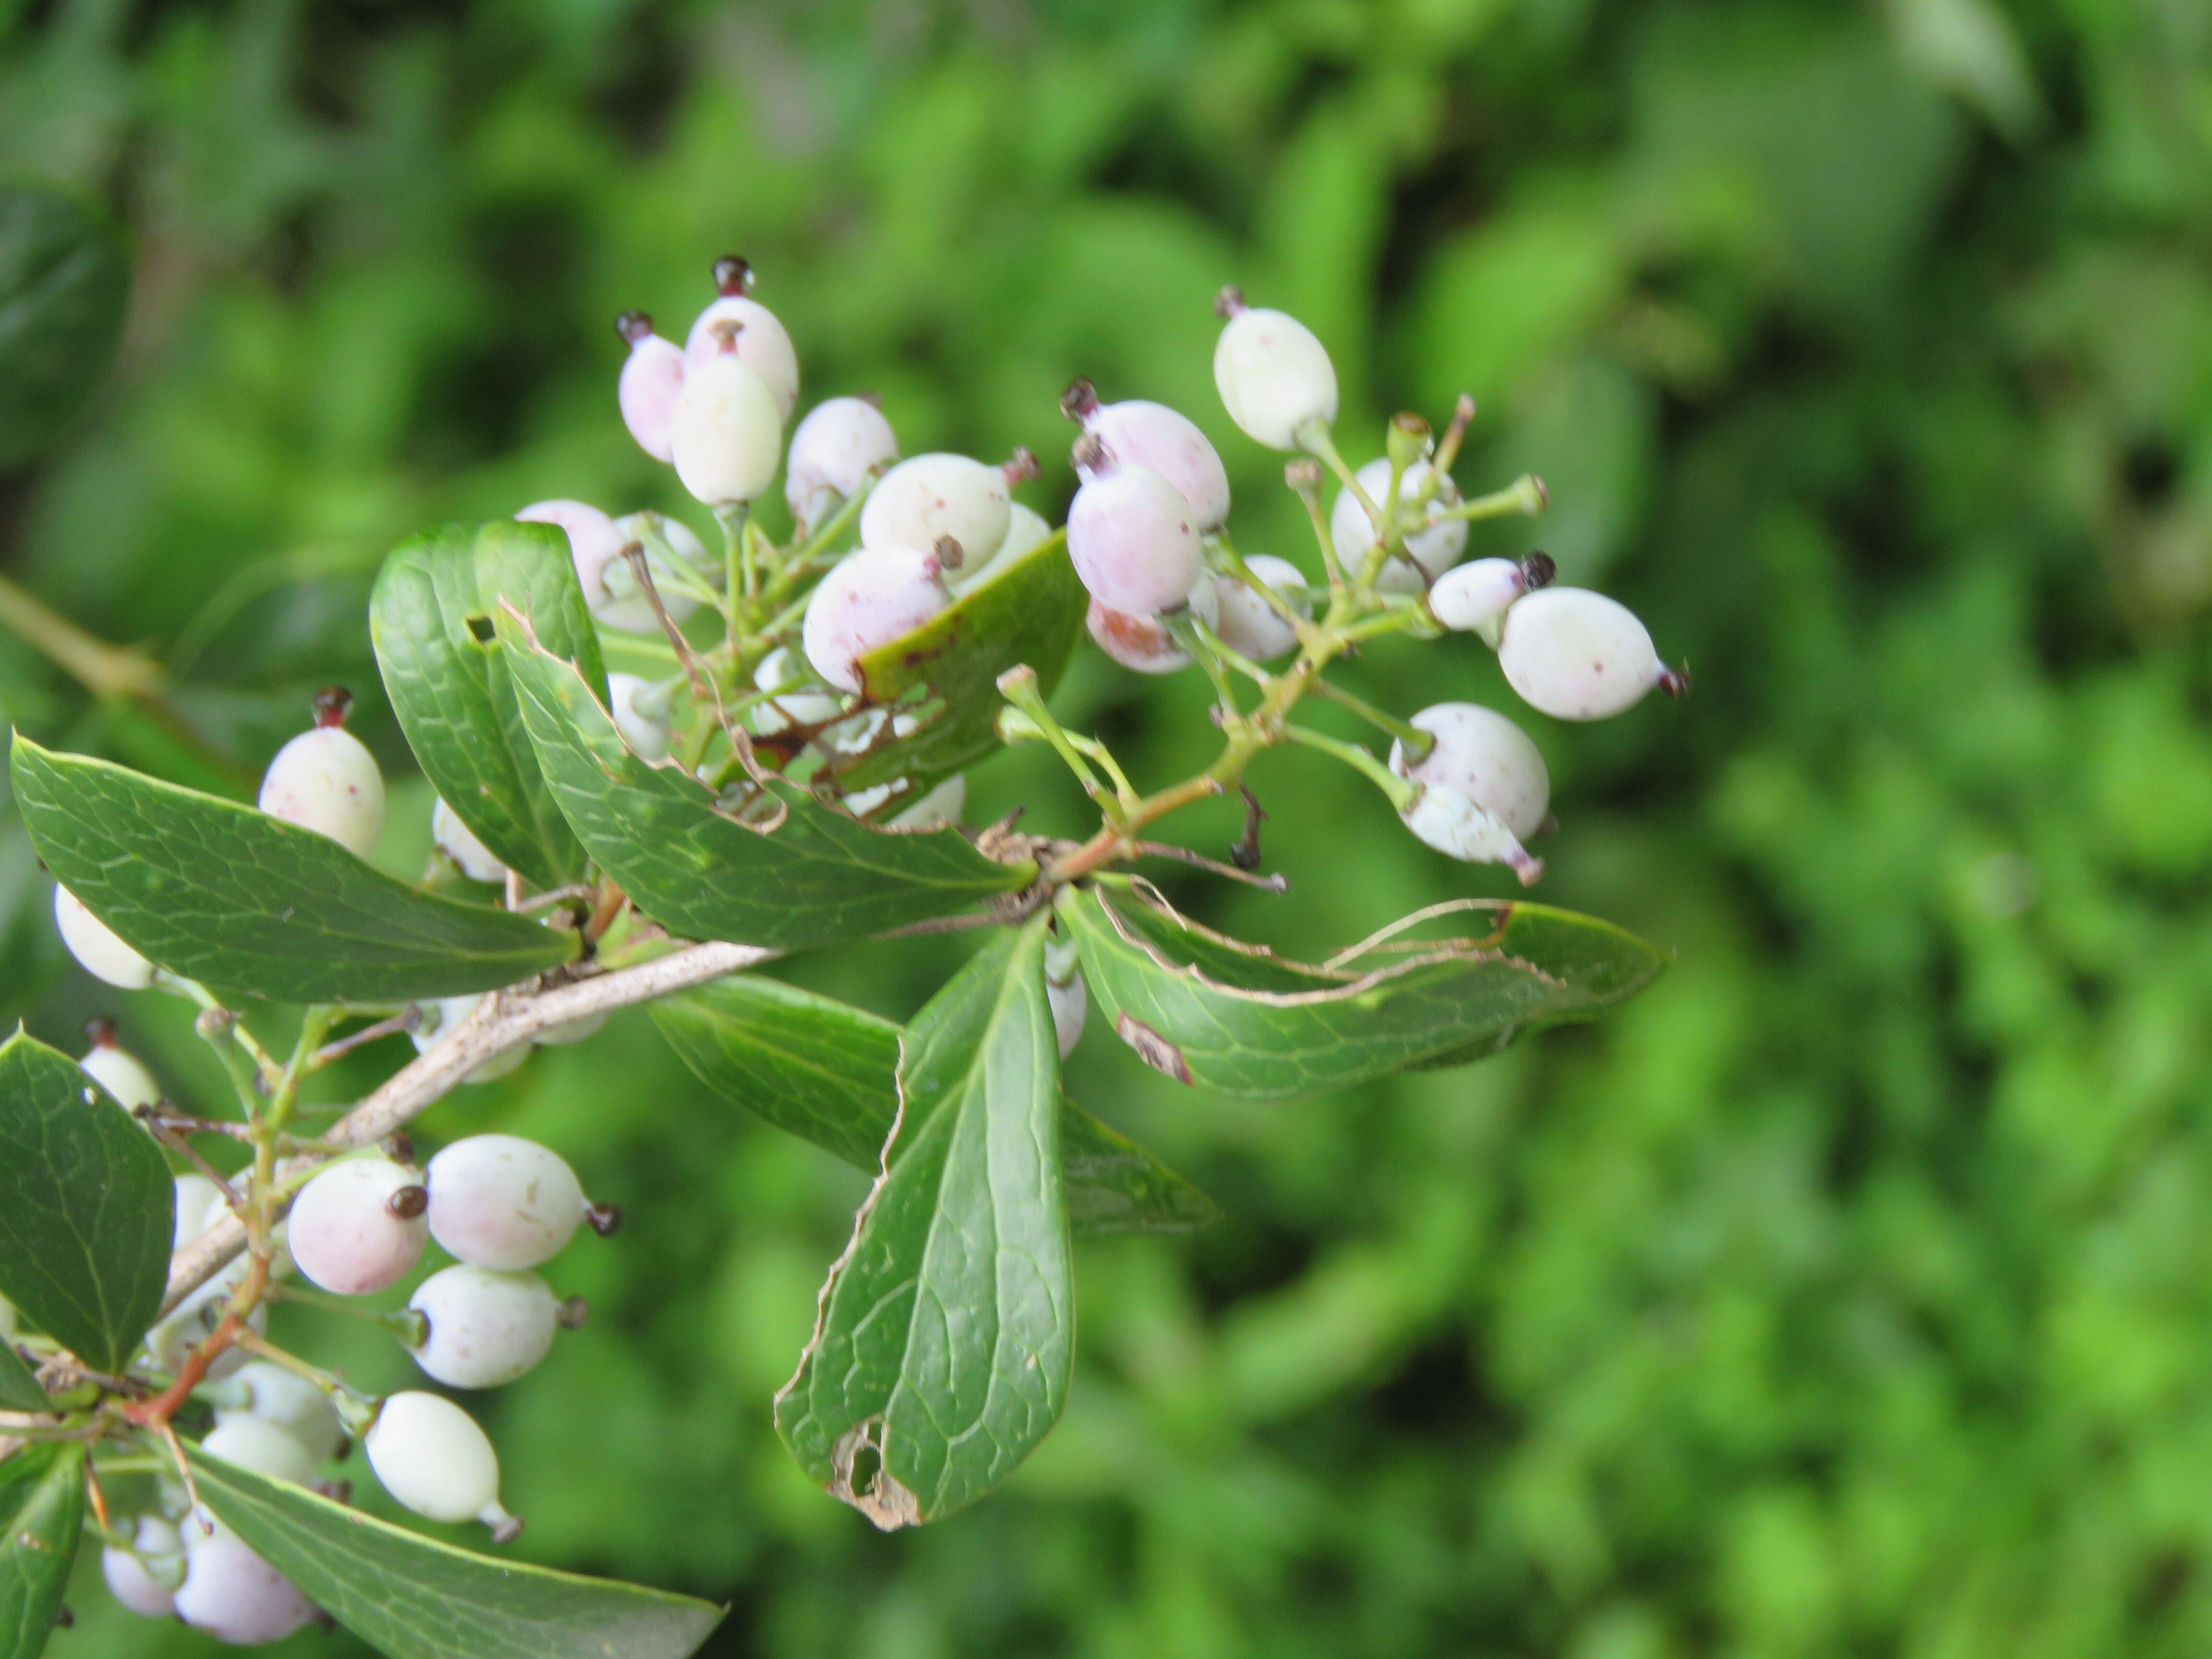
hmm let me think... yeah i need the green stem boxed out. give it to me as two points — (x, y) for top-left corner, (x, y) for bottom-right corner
(1433, 473), (1546, 522)
(1284, 723), (1416, 809)
(1307, 677), (1434, 757)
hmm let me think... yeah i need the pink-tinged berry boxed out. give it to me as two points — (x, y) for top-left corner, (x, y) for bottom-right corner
(615, 310), (685, 462)
(516, 499), (625, 613)
(1084, 573), (1219, 674)
(801, 543), (951, 693)
(173, 1533), (318, 1644)
(426, 1134), (592, 1271)
(786, 395), (899, 528)
(1062, 380), (1229, 527)
(258, 688), (385, 860)
(1212, 289), (1338, 450)
(102, 1516), (184, 1619)
(288, 1155), (429, 1297)
(1067, 444), (1203, 616)
(682, 255), (800, 417)
(1428, 553), (1553, 637)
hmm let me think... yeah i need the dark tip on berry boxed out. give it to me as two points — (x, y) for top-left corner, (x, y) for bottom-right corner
(932, 534), (965, 572)
(385, 1184), (429, 1220)
(1214, 285), (1247, 319)
(1659, 663), (1691, 700)
(557, 1296), (590, 1331)
(314, 1479), (352, 1504)
(52, 1605), (72, 1631)
(384, 1129), (415, 1164)
(615, 309), (654, 345)
(711, 254), (754, 296)
(313, 685), (353, 728)
(334, 1433), (352, 1462)
(585, 1201), (623, 1237)
(84, 1016), (118, 1048)
(1004, 445), (1041, 485)
(1071, 432), (1109, 476)
(706, 316), (745, 350)
(1059, 378), (1099, 423)
(1519, 550), (1557, 591)
(489, 1514), (527, 1546)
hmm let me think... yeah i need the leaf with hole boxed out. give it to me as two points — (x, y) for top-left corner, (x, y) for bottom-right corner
(0, 1030), (171, 1374)
(0, 1443), (84, 1659)
(651, 973), (1214, 1235)
(775, 919), (1073, 1527)
(372, 521), (605, 888)
(186, 1447), (725, 1659)
(11, 737), (579, 1002)
(0, 183), (129, 467)
(1059, 886), (1669, 1100)
(827, 528), (1088, 793)
(501, 622), (1033, 951)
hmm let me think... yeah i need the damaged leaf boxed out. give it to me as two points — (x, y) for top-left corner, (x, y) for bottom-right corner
(1060, 884), (1668, 1100)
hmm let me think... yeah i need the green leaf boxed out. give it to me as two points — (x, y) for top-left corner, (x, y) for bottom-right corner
(11, 737), (580, 1002)
(500, 625), (1034, 952)
(185, 1448), (724, 1659)
(371, 521), (605, 888)
(0, 1343), (47, 1414)
(775, 919), (1074, 1527)
(830, 529), (1088, 792)
(0, 183), (129, 468)
(650, 974), (1215, 1235)
(1059, 886), (1669, 1101)
(0, 1443), (84, 1659)
(0, 1030), (170, 1374)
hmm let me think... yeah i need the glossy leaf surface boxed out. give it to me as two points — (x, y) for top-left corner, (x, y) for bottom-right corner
(188, 1448), (725, 1659)
(650, 973), (1214, 1235)
(502, 626), (1032, 951)
(12, 738), (579, 1002)
(775, 920), (1073, 1527)
(0, 1030), (170, 1373)
(1060, 886), (1669, 1100)
(372, 520), (604, 887)
(0, 1444), (84, 1659)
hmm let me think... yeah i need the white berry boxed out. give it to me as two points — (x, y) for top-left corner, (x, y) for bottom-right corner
(1429, 556), (1532, 636)
(409, 995), (528, 1082)
(596, 510), (715, 633)
(671, 348), (783, 506)
(1047, 971), (1087, 1060)
(174, 1532), (317, 1645)
(1212, 554), (1310, 661)
(432, 797), (507, 883)
(889, 772), (967, 830)
(408, 1265), (561, 1388)
(53, 884), (152, 989)
(1067, 459), (1202, 616)
(945, 502), (1052, 597)
(786, 396), (899, 527)
(533, 1009), (606, 1046)
(516, 499), (625, 613)
(859, 453), (1013, 573)
(1085, 571), (1218, 675)
(1064, 382), (1230, 527)
(753, 644), (843, 730)
(1389, 703), (1549, 883)
(426, 1134), (588, 1270)
(288, 1156), (428, 1296)
(802, 543), (950, 694)
(81, 1024), (158, 1112)
(682, 258), (800, 416)
(1212, 292), (1338, 450)
(366, 1390), (517, 1536)
(606, 673), (673, 761)
(1330, 457), (1466, 589)
(258, 690), (385, 860)
(173, 1173), (224, 1251)
(615, 312), (685, 462)
(216, 1360), (345, 1464)
(200, 1417), (322, 1488)
(1498, 587), (1679, 721)
(103, 1515), (184, 1619)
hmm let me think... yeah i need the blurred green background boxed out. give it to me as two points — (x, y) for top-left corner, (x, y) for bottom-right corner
(7, 0), (2212, 1653)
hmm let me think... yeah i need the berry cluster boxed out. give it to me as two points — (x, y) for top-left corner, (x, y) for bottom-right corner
(24, 252), (1683, 1626)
